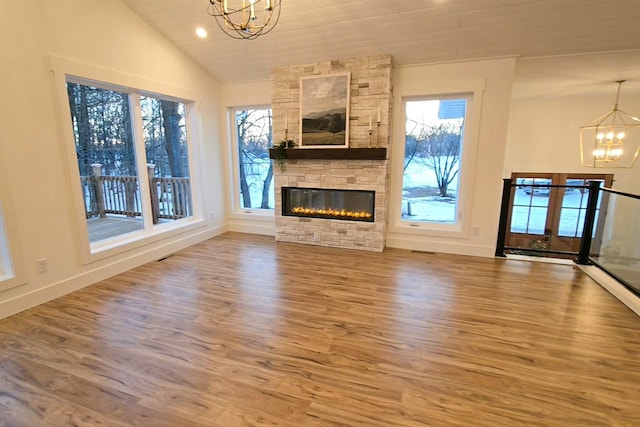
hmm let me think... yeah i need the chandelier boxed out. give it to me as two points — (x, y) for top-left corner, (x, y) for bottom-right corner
(207, 0), (282, 40)
(580, 80), (640, 168)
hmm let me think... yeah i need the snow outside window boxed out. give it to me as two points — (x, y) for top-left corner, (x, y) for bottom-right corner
(231, 108), (275, 212)
(401, 97), (468, 225)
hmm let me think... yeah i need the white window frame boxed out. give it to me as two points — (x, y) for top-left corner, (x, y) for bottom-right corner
(228, 105), (275, 218)
(49, 56), (204, 264)
(0, 156), (26, 291)
(390, 82), (485, 239)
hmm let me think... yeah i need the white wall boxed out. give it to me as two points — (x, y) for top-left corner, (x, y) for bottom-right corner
(506, 55), (640, 192)
(505, 53), (640, 257)
(220, 80), (275, 235)
(386, 57), (517, 257)
(0, 0), (226, 319)
(218, 58), (518, 257)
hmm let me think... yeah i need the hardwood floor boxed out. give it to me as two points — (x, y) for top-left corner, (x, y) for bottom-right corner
(1, 232), (639, 426)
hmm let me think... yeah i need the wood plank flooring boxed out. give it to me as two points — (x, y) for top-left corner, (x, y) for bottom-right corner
(1, 232), (639, 426)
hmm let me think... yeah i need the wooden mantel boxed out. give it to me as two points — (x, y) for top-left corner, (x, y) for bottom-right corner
(268, 147), (387, 161)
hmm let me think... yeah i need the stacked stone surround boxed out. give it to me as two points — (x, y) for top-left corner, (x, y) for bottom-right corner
(271, 55), (393, 252)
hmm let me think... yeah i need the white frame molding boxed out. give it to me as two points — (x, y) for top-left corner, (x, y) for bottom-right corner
(48, 55), (205, 264)
(390, 80), (486, 239)
(227, 105), (276, 218)
(0, 156), (27, 292)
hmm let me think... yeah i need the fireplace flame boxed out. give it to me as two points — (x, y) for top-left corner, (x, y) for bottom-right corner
(291, 206), (372, 219)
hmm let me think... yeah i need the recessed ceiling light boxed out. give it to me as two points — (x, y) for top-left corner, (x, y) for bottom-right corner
(195, 27), (208, 38)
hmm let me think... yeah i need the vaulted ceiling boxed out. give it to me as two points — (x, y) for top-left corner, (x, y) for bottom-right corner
(121, 0), (640, 94)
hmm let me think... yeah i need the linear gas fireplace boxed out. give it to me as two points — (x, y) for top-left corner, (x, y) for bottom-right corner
(282, 187), (375, 222)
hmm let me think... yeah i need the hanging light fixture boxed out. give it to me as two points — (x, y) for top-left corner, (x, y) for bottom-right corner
(580, 80), (640, 168)
(207, 0), (282, 40)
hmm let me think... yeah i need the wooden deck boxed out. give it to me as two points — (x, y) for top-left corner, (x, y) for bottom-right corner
(0, 232), (639, 426)
(87, 216), (144, 242)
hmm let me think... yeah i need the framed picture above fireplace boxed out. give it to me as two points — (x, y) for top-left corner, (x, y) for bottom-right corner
(300, 73), (350, 148)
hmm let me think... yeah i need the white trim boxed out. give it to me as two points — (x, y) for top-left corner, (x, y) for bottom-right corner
(87, 218), (207, 260)
(0, 226), (226, 321)
(0, 155), (27, 292)
(579, 265), (640, 317)
(389, 80), (486, 239)
(227, 106), (276, 217)
(386, 234), (495, 258)
(228, 217), (275, 236)
(48, 56), (199, 101)
(48, 55), (204, 265)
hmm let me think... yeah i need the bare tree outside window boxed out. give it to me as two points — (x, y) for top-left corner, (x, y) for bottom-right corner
(141, 96), (193, 221)
(402, 98), (467, 223)
(66, 81), (195, 244)
(234, 108), (274, 210)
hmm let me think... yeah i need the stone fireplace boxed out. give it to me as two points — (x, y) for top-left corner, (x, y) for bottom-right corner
(271, 55), (392, 252)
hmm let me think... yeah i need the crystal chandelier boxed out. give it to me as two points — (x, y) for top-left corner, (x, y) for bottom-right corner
(207, 0), (282, 40)
(580, 80), (640, 168)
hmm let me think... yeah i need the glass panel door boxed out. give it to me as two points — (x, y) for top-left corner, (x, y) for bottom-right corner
(506, 173), (613, 256)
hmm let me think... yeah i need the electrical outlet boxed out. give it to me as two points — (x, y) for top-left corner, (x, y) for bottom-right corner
(209, 211), (216, 220)
(36, 258), (48, 273)
(473, 226), (480, 236)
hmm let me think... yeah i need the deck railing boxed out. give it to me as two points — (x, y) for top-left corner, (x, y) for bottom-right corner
(81, 164), (192, 224)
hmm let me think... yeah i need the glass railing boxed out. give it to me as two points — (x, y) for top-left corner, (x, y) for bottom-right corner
(589, 188), (640, 296)
(496, 180), (640, 297)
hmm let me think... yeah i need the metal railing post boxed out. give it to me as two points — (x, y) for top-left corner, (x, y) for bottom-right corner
(575, 180), (601, 265)
(495, 178), (513, 257)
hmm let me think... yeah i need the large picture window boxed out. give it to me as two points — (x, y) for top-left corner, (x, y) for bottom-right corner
(401, 97), (468, 225)
(231, 108), (274, 211)
(66, 79), (194, 248)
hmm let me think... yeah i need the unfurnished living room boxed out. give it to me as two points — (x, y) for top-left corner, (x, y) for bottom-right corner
(1, 1), (639, 426)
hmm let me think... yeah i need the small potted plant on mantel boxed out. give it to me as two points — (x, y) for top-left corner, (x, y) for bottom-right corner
(273, 139), (296, 172)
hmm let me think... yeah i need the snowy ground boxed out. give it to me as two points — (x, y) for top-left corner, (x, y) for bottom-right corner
(243, 158), (275, 209)
(242, 158), (596, 238)
(401, 162), (459, 223)
(401, 163), (596, 236)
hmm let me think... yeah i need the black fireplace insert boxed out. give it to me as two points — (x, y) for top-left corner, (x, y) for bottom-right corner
(282, 187), (375, 222)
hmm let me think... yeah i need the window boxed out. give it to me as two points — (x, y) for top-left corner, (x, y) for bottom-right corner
(0, 205), (12, 281)
(0, 159), (25, 290)
(230, 108), (274, 211)
(401, 97), (468, 225)
(66, 79), (195, 249)
(140, 96), (193, 222)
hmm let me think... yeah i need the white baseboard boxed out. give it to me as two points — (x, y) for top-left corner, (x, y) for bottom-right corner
(0, 225), (226, 320)
(579, 265), (640, 317)
(228, 219), (275, 236)
(385, 235), (494, 258)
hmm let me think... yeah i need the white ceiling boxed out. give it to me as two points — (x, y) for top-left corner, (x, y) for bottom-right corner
(121, 0), (640, 92)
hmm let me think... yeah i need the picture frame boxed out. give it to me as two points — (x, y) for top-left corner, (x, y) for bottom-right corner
(299, 73), (350, 148)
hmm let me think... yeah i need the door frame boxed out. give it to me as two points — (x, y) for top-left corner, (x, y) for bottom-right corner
(505, 172), (613, 256)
